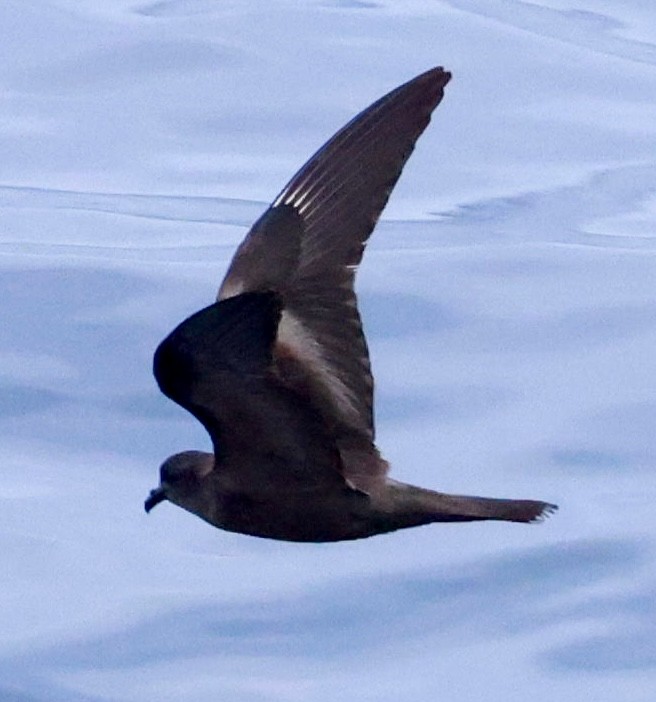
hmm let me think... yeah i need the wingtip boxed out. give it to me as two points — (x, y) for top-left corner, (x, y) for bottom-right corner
(413, 65), (452, 89)
(396, 66), (451, 114)
(430, 65), (452, 81)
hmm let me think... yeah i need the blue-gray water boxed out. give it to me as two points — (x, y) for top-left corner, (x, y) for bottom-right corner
(1, 1), (655, 700)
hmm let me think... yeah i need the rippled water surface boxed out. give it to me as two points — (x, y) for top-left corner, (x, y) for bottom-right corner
(2, 1), (656, 700)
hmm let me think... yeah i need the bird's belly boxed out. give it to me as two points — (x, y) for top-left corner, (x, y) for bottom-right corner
(212, 489), (374, 543)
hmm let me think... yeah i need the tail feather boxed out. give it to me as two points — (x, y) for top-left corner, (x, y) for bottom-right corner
(470, 497), (558, 524)
(384, 480), (558, 529)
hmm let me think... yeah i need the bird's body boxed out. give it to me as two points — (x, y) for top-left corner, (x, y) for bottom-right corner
(145, 67), (557, 541)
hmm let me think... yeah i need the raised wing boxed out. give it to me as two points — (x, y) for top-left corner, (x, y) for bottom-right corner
(218, 67), (451, 443)
(154, 292), (348, 491)
(154, 292), (282, 452)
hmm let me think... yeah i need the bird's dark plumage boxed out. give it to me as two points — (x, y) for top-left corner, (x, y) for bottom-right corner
(146, 67), (557, 542)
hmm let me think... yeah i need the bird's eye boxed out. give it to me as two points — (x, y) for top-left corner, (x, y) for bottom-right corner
(160, 467), (179, 484)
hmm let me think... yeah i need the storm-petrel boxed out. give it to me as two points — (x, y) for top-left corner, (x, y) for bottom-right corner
(145, 67), (557, 541)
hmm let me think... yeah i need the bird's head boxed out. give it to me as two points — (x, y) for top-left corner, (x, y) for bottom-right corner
(145, 450), (214, 514)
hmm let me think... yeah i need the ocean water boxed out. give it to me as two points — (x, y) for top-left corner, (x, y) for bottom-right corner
(1, 1), (655, 700)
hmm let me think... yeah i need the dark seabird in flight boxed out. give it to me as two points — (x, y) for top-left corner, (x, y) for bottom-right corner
(145, 67), (557, 541)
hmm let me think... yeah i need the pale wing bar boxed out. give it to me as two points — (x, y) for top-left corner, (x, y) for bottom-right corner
(219, 68), (451, 441)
